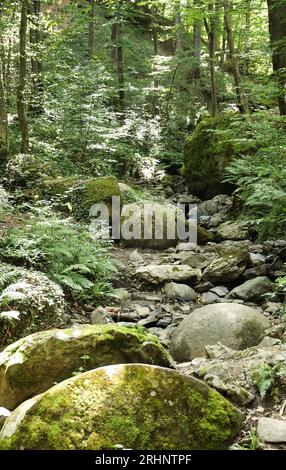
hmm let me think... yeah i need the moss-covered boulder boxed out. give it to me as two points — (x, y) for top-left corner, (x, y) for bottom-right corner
(71, 176), (121, 220)
(184, 113), (248, 198)
(38, 176), (82, 198)
(170, 303), (270, 361)
(0, 364), (243, 450)
(0, 324), (172, 410)
(121, 201), (212, 249)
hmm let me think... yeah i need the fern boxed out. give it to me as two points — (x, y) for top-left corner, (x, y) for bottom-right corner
(0, 212), (115, 302)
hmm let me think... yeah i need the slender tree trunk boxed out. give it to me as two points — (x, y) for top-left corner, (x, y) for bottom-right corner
(204, 10), (218, 116)
(192, 0), (201, 78)
(220, 26), (226, 69)
(243, 0), (251, 75)
(0, 4), (8, 153)
(0, 55), (8, 153)
(111, 22), (117, 62)
(116, 21), (125, 113)
(29, 0), (43, 114)
(175, 1), (183, 51)
(152, 21), (159, 116)
(18, 0), (29, 153)
(224, 2), (250, 113)
(88, 0), (95, 60)
(267, 0), (286, 115)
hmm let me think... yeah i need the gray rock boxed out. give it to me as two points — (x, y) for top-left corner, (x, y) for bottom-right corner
(228, 277), (274, 303)
(136, 264), (201, 284)
(250, 253), (266, 266)
(176, 242), (198, 252)
(202, 246), (250, 283)
(170, 303), (270, 361)
(257, 418), (286, 443)
(164, 282), (197, 301)
(202, 291), (221, 304)
(210, 286), (229, 297)
(90, 307), (114, 325)
(217, 221), (249, 241)
(129, 250), (145, 265)
(241, 264), (268, 280)
(181, 253), (209, 269)
(258, 336), (281, 348)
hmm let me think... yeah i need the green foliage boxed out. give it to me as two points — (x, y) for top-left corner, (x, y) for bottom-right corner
(0, 208), (115, 302)
(252, 362), (286, 399)
(224, 112), (286, 239)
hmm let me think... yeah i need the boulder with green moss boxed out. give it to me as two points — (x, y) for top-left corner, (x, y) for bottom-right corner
(38, 175), (82, 198)
(0, 324), (172, 410)
(121, 201), (212, 249)
(71, 176), (121, 220)
(0, 364), (243, 450)
(184, 113), (254, 198)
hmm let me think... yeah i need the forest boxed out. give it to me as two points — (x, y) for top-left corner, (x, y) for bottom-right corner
(0, 0), (286, 454)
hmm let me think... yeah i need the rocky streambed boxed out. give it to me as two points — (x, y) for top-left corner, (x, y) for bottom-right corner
(0, 190), (286, 450)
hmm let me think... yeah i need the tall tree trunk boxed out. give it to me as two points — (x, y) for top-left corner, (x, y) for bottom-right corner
(88, 0), (95, 60)
(29, 0), (43, 114)
(116, 20), (125, 113)
(152, 21), (159, 116)
(175, 1), (183, 51)
(243, 0), (251, 75)
(267, 0), (286, 115)
(224, 2), (250, 113)
(204, 8), (218, 116)
(0, 55), (8, 153)
(0, 4), (8, 153)
(18, 0), (29, 153)
(192, 0), (201, 78)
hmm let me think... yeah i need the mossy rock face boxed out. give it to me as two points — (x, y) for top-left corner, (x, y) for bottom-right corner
(121, 201), (212, 249)
(71, 176), (121, 220)
(38, 176), (82, 198)
(0, 324), (172, 410)
(118, 182), (143, 204)
(184, 113), (243, 198)
(170, 303), (270, 362)
(0, 364), (243, 450)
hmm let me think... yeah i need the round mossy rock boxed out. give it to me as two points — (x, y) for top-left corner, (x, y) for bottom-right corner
(71, 176), (121, 220)
(184, 113), (254, 198)
(0, 364), (243, 450)
(121, 201), (212, 249)
(0, 324), (173, 410)
(170, 303), (270, 362)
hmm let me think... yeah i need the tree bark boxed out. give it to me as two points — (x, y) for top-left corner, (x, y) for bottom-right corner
(18, 0), (29, 153)
(88, 0), (95, 60)
(192, 0), (202, 79)
(0, 55), (8, 153)
(175, 1), (183, 51)
(29, 0), (43, 114)
(224, 2), (250, 113)
(152, 21), (159, 116)
(204, 10), (218, 116)
(267, 0), (286, 115)
(0, 3), (8, 153)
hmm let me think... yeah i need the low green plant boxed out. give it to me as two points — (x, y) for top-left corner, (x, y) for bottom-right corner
(0, 209), (115, 302)
(224, 112), (286, 240)
(252, 362), (286, 399)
